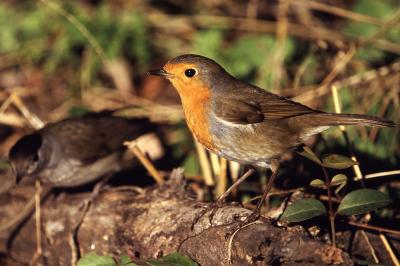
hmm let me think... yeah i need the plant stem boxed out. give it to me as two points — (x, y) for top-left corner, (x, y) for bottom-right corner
(322, 166), (336, 247)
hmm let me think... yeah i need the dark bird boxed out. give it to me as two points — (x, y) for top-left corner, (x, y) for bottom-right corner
(149, 54), (395, 220)
(9, 114), (153, 187)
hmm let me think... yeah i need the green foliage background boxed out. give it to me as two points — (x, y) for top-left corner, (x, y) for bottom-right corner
(0, 0), (398, 166)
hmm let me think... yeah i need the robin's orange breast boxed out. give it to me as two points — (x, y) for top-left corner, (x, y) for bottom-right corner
(175, 83), (217, 153)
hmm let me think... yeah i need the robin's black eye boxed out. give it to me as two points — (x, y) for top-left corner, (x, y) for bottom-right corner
(33, 154), (39, 162)
(185, 69), (196, 78)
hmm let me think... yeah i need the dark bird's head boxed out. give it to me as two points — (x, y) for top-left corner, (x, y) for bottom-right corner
(148, 54), (232, 97)
(9, 133), (46, 182)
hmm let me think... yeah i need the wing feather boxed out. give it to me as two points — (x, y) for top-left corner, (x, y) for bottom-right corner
(213, 86), (318, 124)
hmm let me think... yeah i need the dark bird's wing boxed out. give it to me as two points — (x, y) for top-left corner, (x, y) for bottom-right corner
(212, 85), (317, 125)
(42, 116), (152, 163)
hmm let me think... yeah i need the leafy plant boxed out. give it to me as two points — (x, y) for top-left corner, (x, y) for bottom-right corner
(280, 146), (392, 247)
(78, 252), (198, 266)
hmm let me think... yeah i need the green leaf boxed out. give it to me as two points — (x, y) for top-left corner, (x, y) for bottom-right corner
(225, 34), (275, 77)
(321, 154), (358, 169)
(77, 253), (117, 266)
(350, 0), (393, 19)
(69, 106), (91, 117)
(310, 179), (325, 188)
(182, 153), (201, 176)
(119, 255), (136, 266)
(337, 189), (391, 216)
(280, 199), (327, 223)
(192, 29), (223, 62)
(331, 174), (347, 186)
(297, 146), (322, 166)
(145, 253), (198, 266)
(332, 174), (348, 194)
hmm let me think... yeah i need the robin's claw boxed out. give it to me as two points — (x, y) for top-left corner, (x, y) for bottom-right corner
(191, 199), (227, 230)
(224, 209), (262, 239)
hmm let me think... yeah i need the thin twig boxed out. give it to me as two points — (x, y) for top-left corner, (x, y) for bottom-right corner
(348, 221), (400, 237)
(271, 0), (289, 90)
(11, 93), (44, 129)
(34, 180), (42, 260)
(322, 166), (336, 247)
(293, 7), (400, 103)
(360, 230), (380, 264)
(355, 169), (400, 181)
(124, 141), (164, 184)
(358, 8), (400, 47)
(287, 0), (385, 26)
(0, 186), (52, 232)
(227, 221), (263, 265)
(284, 60), (400, 101)
(293, 47), (356, 103)
(147, 13), (400, 54)
(0, 113), (26, 127)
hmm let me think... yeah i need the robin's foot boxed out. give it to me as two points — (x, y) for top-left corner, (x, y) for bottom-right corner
(191, 199), (241, 230)
(225, 208), (262, 238)
(191, 199), (224, 230)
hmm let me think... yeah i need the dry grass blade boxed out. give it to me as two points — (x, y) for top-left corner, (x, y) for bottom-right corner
(229, 161), (241, 197)
(215, 157), (228, 197)
(284, 60), (400, 97)
(210, 153), (221, 177)
(124, 140), (164, 184)
(379, 234), (400, 266)
(147, 13), (400, 54)
(356, 170), (400, 181)
(331, 85), (362, 178)
(195, 141), (214, 187)
(271, 0), (289, 90)
(360, 230), (380, 264)
(293, 48), (356, 103)
(11, 93), (44, 130)
(0, 113), (26, 127)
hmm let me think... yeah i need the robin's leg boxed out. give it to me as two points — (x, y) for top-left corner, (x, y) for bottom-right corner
(191, 168), (255, 229)
(237, 160), (280, 226)
(216, 168), (255, 203)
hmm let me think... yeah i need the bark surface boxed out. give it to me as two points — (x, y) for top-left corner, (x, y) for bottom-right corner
(0, 169), (353, 265)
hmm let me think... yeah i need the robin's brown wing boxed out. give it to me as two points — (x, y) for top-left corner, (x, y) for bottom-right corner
(213, 85), (318, 124)
(212, 97), (264, 124)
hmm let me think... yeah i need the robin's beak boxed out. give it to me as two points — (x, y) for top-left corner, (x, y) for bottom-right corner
(147, 69), (173, 78)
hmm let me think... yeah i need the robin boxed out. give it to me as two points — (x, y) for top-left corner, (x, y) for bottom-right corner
(149, 54), (395, 222)
(9, 113), (154, 187)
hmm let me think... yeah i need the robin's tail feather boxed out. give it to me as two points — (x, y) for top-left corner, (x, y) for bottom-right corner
(307, 113), (395, 128)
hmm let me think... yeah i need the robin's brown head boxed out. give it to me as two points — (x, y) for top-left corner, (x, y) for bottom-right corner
(148, 54), (231, 96)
